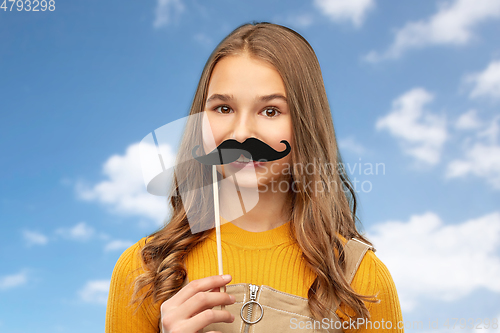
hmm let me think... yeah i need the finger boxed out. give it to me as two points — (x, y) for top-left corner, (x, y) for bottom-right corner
(165, 275), (232, 308)
(173, 290), (235, 320)
(208, 285), (227, 293)
(185, 309), (234, 332)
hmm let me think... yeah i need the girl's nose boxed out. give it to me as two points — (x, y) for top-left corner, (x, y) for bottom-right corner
(230, 112), (256, 143)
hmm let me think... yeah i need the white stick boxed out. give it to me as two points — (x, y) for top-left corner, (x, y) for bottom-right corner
(212, 165), (226, 306)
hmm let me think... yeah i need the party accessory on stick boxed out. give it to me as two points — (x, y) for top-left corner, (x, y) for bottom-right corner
(139, 111), (291, 310)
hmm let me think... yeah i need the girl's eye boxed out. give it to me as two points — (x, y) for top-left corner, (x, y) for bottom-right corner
(215, 105), (233, 114)
(261, 108), (281, 118)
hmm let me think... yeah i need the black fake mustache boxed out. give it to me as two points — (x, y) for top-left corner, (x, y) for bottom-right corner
(192, 137), (291, 165)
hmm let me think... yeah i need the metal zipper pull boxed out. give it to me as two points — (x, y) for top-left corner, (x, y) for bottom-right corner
(245, 285), (258, 323)
(241, 284), (263, 333)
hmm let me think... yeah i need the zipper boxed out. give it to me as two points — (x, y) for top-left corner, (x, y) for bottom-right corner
(241, 284), (262, 333)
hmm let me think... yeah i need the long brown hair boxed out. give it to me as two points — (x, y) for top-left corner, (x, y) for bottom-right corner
(131, 21), (377, 321)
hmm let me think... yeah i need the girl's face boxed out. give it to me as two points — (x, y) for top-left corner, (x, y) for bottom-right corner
(203, 53), (293, 189)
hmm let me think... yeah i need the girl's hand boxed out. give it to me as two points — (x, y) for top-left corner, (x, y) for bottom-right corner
(160, 274), (236, 333)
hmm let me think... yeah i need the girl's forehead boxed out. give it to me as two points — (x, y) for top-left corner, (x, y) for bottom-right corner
(206, 55), (286, 99)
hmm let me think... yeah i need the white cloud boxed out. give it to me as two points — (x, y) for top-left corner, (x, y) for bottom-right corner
(376, 88), (447, 165)
(56, 222), (94, 241)
(446, 115), (500, 189)
(0, 271), (28, 290)
(22, 230), (48, 246)
(368, 211), (500, 312)
(153, 0), (184, 28)
(338, 136), (367, 155)
(477, 115), (500, 143)
(76, 142), (170, 225)
(78, 280), (110, 305)
(104, 240), (134, 252)
(313, 0), (375, 27)
(364, 0), (500, 62)
(465, 60), (500, 101)
(446, 142), (500, 187)
(455, 109), (483, 130)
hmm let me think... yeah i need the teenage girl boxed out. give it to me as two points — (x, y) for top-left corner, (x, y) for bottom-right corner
(105, 22), (403, 333)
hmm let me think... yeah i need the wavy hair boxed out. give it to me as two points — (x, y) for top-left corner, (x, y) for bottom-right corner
(131, 21), (377, 321)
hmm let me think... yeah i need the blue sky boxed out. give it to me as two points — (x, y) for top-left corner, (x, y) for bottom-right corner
(1, 0), (500, 332)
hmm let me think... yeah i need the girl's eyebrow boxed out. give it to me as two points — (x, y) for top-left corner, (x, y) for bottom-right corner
(206, 93), (287, 104)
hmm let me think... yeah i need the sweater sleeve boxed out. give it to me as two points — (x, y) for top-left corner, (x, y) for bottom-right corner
(340, 250), (404, 333)
(105, 238), (161, 333)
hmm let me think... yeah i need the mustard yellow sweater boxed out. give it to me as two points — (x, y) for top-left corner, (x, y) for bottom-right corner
(105, 221), (403, 332)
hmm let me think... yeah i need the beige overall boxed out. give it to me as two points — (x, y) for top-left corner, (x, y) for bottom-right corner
(199, 238), (373, 333)
(161, 238), (372, 333)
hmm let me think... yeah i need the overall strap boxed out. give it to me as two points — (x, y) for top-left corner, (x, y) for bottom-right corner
(343, 238), (374, 284)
